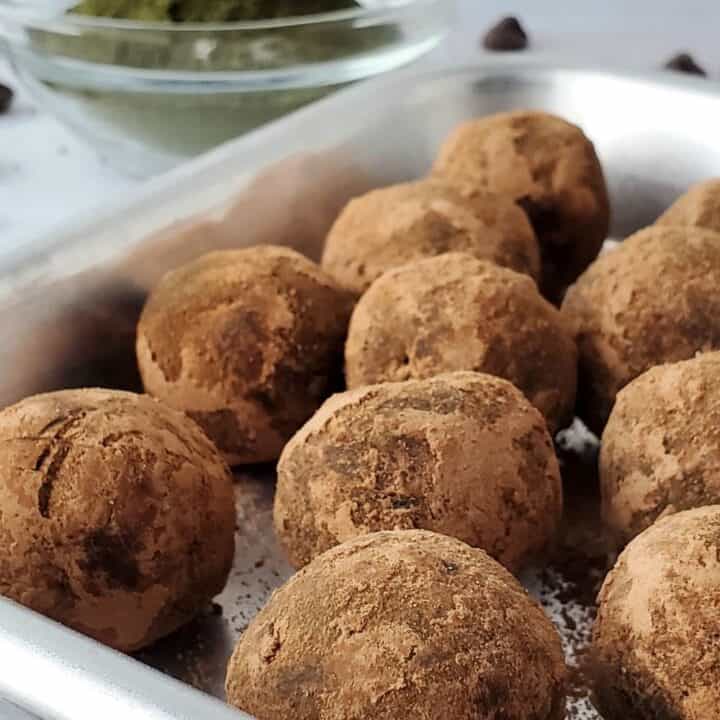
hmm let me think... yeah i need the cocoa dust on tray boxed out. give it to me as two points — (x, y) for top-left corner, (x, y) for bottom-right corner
(541, 424), (615, 717)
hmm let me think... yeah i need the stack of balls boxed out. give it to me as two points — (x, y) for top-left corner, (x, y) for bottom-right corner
(1, 110), (720, 720)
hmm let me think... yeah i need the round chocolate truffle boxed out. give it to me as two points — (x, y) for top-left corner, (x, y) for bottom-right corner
(226, 530), (567, 720)
(433, 110), (610, 296)
(0, 389), (235, 652)
(136, 246), (353, 465)
(345, 252), (577, 433)
(656, 178), (720, 232)
(592, 506), (720, 720)
(321, 179), (540, 293)
(600, 352), (720, 546)
(562, 225), (720, 433)
(275, 372), (562, 571)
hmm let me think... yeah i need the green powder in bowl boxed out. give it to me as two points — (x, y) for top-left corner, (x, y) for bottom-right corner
(69, 0), (362, 22)
(3, 0), (450, 174)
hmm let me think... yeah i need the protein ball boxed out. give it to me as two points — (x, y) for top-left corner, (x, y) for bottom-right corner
(562, 225), (720, 432)
(656, 178), (720, 231)
(600, 353), (720, 546)
(137, 246), (353, 465)
(434, 110), (610, 296)
(275, 371), (562, 571)
(321, 179), (540, 294)
(345, 252), (577, 433)
(0, 389), (235, 652)
(226, 530), (567, 720)
(592, 506), (720, 720)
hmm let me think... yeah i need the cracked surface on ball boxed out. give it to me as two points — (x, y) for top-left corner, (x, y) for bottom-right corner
(434, 110), (610, 297)
(275, 372), (562, 572)
(321, 179), (540, 294)
(345, 252), (577, 434)
(226, 530), (567, 720)
(562, 225), (720, 433)
(0, 388), (235, 652)
(592, 506), (720, 720)
(137, 246), (354, 465)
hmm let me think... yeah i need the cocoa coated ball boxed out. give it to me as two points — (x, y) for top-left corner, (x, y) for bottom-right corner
(434, 110), (610, 296)
(345, 252), (577, 433)
(136, 246), (353, 464)
(656, 178), (720, 232)
(321, 179), (540, 293)
(592, 506), (720, 720)
(0, 389), (235, 652)
(226, 530), (567, 720)
(562, 225), (720, 432)
(275, 371), (562, 571)
(600, 352), (720, 546)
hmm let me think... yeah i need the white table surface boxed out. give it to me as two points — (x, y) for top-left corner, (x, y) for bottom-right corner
(1, 0), (720, 251)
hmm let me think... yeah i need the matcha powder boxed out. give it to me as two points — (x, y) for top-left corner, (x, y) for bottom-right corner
(70, 0), (362, 22)
(33, 0), (398, 164)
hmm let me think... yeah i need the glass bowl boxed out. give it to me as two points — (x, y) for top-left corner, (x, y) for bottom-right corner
(0, 0), (451, 175)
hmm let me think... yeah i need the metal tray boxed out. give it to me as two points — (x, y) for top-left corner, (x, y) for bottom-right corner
(1, 61), (720, 720)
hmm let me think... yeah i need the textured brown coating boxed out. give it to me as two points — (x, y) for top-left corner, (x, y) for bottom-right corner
(433, 110), (610, 296)
(561, 225), (720, 433)
(0, 389), (235, 652)
(136, 246), (353, 465)
(226, 530), (567, 720)
(656, 178), (720, 232)
(592, 506), (720, 720)
(321, 179), (540, 293)
(600, 353), (720, 547)
(345, 252), (577, 433)
(275, 372), (562, 572)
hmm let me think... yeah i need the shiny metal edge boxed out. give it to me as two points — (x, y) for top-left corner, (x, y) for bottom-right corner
(0, 597), (251, 720)
(0, 699), (40, 720)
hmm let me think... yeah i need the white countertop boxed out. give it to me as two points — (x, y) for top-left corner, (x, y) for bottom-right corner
(2, 0), (720, 252)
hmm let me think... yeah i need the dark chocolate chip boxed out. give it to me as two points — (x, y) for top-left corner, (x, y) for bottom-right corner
(0, 83), (14, 114)
(664, 52), (706, 77)
(483, 16), (528, 52)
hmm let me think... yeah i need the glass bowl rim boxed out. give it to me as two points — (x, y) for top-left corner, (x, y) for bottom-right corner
(0, 0), (441, 32)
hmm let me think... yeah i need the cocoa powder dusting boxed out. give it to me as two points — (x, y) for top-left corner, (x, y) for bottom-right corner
(528, 422), (614, 718)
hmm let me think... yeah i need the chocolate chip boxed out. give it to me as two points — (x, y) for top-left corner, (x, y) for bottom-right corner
(664, 52), (706, 77)
(0, 83), (14, 114)
(482, 16), (528, 52)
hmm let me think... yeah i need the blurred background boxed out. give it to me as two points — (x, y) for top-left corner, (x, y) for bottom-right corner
(1, 0), (719, 251)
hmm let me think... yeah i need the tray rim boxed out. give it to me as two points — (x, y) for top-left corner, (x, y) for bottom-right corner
(0, 57), (717, 302)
